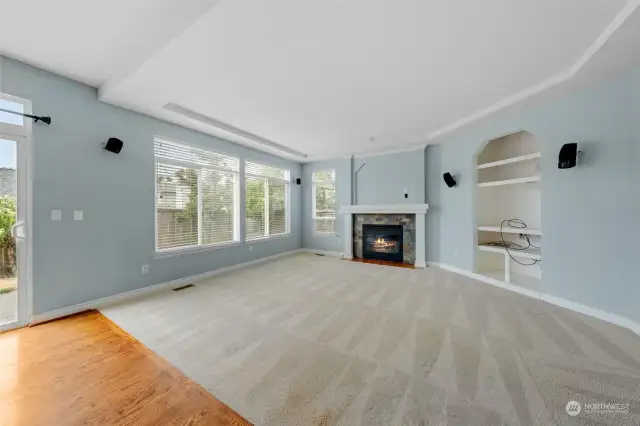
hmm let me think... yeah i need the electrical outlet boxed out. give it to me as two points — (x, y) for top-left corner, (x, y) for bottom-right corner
(141, 264), (149, 274)
(249, 245), (253, 252)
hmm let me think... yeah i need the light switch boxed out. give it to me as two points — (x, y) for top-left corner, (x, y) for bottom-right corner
(74, 210), (83, 221)
(51, 210), (62, 221)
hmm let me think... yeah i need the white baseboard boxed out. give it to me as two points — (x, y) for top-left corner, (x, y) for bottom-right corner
(541, 293), (640, 337)
(428, 262), (541, 299)
(30, 249), (304, 326)
(299, 248), (344, 258)
(428, 262), (640, 337)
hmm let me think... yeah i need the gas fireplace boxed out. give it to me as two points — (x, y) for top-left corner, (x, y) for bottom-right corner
(363, 224), (403, 263)
(340, 204), (428, 268)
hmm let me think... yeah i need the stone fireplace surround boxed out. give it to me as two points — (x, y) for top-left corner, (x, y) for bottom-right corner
(355, 215), (415, 264)
(339, 204), (429, 268)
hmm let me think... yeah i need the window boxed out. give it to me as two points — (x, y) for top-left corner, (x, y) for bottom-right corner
(0, 96), (25, 127)
(312, 170), (336, 233)
(245, 161), (290, 239)
(155, 138), (239, 251)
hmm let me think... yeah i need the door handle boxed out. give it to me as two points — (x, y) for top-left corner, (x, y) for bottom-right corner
(11, 221), (26, 240)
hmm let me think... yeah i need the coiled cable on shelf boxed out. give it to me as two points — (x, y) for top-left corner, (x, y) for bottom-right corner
(485, 218), (541, 266)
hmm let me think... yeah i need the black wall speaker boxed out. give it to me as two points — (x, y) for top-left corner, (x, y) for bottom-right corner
(104, 137), (123, 154)
(296, 178), (301, 185)
(443, 172), (456, 188)
(558, 143), (578, 169)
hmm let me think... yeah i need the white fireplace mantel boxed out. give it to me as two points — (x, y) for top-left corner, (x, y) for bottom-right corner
(339, 204), (429, 215)
(339, 204), (429, 268)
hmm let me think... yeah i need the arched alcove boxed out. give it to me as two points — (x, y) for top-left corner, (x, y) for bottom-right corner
(474, 131), (542, 293)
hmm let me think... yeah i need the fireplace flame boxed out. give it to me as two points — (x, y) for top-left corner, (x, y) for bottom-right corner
(373, 238), (395, 249)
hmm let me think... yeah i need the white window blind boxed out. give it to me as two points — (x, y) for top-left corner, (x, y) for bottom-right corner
(155, 138), (239, 251)
(312, 170), (336, 233)
(245, 161), (290, 239)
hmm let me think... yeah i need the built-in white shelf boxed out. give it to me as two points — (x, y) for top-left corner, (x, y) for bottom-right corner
(478, 244), (541, 260)
(475, 131), (542, 290)
(478, 225), (541, 236)
(477, 152), (541, 169)
(477, 175), (540, 188)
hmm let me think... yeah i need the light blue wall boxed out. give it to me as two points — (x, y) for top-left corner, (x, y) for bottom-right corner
(427, 68), (640, 323)
(302, 149), (425, 252)
(354, 150), (425, 205)
(0, 57), (302, 314)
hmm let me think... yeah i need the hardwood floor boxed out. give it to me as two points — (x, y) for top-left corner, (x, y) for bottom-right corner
(0, 311), (250, 426)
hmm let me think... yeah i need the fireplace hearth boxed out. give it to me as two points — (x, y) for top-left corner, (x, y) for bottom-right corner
(363, 224), (403, 263)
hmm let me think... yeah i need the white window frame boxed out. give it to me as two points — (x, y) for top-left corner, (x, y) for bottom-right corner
(154, 137), (240, 258)
(0, 92), (32, 137)
(312, 169), (336, 235)
(0, 92), (34, 332)
(245, 161), (291, 242)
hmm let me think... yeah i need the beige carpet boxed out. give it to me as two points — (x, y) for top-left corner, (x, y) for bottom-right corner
(102, 253), (640, 425)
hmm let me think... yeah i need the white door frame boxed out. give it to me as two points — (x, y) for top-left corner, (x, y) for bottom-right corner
(0, 92), (33, 333)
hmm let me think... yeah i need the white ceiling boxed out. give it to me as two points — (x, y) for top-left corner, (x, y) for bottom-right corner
(1, 0), (638, 161)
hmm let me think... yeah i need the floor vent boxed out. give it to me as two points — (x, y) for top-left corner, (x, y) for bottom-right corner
(315, 253), (326, 256)
(172, 284), (195, 292)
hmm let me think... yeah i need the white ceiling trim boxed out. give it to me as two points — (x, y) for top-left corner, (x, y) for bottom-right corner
(164, 103), (308, 160)
(424, 0), (640, 142)
(333, 144), (427, 161)
(307, 0), (639, 162)
(92, 0), (639, 164)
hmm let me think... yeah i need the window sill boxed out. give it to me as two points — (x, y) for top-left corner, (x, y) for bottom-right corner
(245, 233), (292, 244)
(155, 240), (242, 259)
(314, 232), (338, 237)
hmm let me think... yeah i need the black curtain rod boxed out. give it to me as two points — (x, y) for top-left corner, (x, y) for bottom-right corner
(0, 107), (51, 125)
